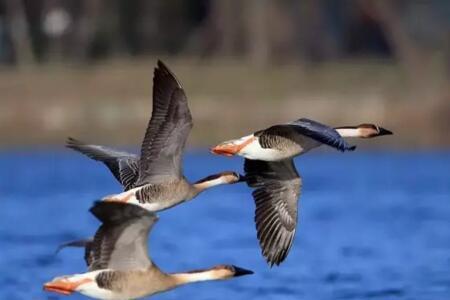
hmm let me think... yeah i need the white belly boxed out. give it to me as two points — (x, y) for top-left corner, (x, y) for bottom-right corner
(127, 198), (169, 212)
(79, 283), (121, 300)
(240, 143), (285, 161)
(238, 137), (295, 161)
(58, 271), (123, 300)
(238, 135), (322, 161)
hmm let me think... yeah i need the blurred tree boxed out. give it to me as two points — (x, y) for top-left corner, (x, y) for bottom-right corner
(245, 0), (269, 65)
(4, 0), (33, 64)
(361, 1), (423, 79)
(0, 0), (447, 71)
(362, 0), (449, 100)
(0, 1), (15, 64)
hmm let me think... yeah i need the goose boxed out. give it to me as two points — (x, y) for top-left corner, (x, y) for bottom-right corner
(66, 138), (242, 194)
(210, 118), (392, 160)
(77, 60), (242, 210)
(44, 202), (253, 299)
(211, 118), (392, 266)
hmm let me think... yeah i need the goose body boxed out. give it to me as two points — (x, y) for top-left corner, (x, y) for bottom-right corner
(67, 136), (240, 210)
(44, 202), (253, 300)
(211, 118), (392, 266)
(103, 173), (239, 212)
(211, 118), (392, 161)
(68, 61), (242, 210)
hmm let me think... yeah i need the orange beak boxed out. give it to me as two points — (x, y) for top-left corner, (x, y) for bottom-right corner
(210, 143), (240, 156)
(43, 278), (92, 295)
(210, 137), (256, 157)
(44, 280), (76, 295)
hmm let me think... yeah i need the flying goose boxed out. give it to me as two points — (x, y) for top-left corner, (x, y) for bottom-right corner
(211, 118), (392, 266)
(210, 118), (392, 160)
(44, 202), (253, 299)
(74, 61), (242, 210)
(66, 137), (242, 195)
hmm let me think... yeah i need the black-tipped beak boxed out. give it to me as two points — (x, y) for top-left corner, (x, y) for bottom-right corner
(232, 265), (254, 277)
(378, 127), (393, 136)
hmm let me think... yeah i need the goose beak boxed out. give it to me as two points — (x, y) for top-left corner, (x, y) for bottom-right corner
(210, 143), (240, 156)
(44, 280), (76, 295)
(211, 137), (256, 156)
(232, 265), (254, 277)
(44, 286), (73, 295)
(378, 127), (393, 136)
(44, 278), (92, 295)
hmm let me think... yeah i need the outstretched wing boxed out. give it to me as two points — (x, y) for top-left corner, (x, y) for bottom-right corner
(87, 202), (158, 271)
(135, 60), (193, 186)
(289, 118), (356, 151)
(244, 159), (301, 266)
(258, 118), (356, 152)
(66, 137), (139, 190)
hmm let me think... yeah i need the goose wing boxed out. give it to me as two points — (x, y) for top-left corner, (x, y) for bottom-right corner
(135, 60), (193, 186)
(55, 238), (94, 268)
(244, 159), (301, 266)
(66, 137), (139, 190)
(87, 202), (158, 271)
(259, 118), (356, 152)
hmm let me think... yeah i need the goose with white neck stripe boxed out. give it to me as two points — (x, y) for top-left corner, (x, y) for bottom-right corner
(211, 118), (392, 266)
(91, 60), (243, 211)
(211, 118), (392, 160)
(44, 202), (253, 299)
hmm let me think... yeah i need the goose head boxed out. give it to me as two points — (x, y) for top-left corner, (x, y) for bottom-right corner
(335, 124), (393, 138)
(357, 124), (393, 138)
(210, 265), (254, 279)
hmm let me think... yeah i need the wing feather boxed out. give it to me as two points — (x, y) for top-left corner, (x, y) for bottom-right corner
(66, 137), (139, 190)
(289, 118), (356, 151)
(86, 202), (158, 271)
(258, 118), (356, 152)
(136, 61), (193, 185)
(244, 159), (301, 266)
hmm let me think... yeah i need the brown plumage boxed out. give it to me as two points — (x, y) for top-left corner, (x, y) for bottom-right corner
(65, 137), (139, 191)
(244, 159), (301, 266)
(44, 202), (253, 299)
(66, 61), (242, 210)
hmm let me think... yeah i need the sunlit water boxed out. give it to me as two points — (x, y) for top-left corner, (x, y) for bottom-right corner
(1, 150), (449, 300)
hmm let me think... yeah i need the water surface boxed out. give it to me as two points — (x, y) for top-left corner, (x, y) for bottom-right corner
(1, 150), (449, 300)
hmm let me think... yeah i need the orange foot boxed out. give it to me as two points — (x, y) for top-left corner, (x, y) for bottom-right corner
(44, 278), (92, 295)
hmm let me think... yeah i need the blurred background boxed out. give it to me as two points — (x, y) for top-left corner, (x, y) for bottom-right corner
(1, 1), (450, 300)
(0, 0), (448, 148)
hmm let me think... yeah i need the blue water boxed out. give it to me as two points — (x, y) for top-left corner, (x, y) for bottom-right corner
(1, 150), (450, 300)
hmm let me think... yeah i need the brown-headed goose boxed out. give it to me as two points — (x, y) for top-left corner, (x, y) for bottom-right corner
(211, 118), (392, 160)
(211, 118), (392, 266)
(77, 61), (242, 210)
(66, 138), (241, 194)
(44, 202), (253, 300)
